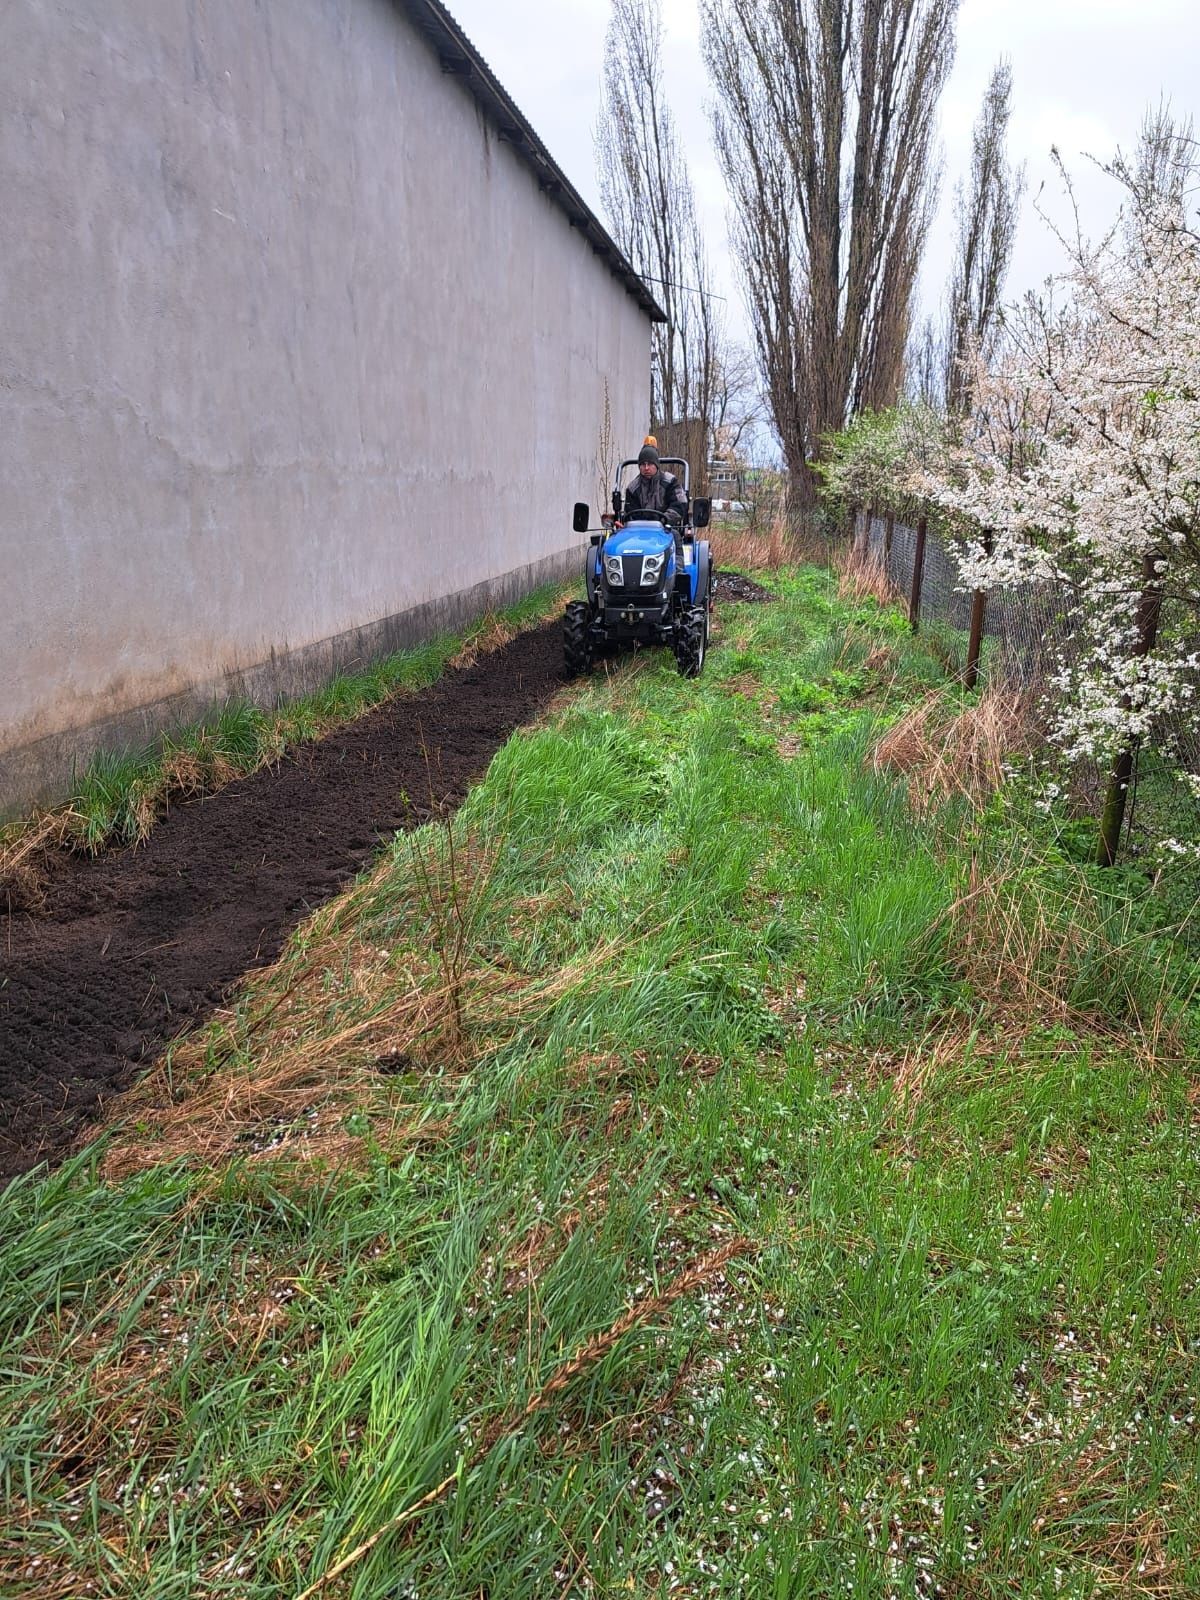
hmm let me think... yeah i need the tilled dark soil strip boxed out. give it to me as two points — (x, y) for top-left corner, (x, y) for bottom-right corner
(0, 622), (566, 1181)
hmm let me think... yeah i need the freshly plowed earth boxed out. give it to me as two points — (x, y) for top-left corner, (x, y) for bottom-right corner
(0, 622), (565, 1181)
(714, 571), (774, 603)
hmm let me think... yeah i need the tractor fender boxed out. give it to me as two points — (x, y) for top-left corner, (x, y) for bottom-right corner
(695, 540), (712, 606)
(585, 543), (601, 609)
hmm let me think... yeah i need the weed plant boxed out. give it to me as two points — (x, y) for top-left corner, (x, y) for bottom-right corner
(2, 568), (1197, 1598)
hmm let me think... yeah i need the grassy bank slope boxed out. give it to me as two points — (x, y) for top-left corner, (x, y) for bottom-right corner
(3, 570), (1197, 1599)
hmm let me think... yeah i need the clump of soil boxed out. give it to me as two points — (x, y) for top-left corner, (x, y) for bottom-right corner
(715, 571), (775, 604)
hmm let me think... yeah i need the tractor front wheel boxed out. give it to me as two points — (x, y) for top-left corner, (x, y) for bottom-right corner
(673, 603), (708, 678)
(563, 601), (594, 677)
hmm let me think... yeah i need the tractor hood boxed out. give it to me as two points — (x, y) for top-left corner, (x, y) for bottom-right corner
(595, 520), (676, 597)
(604, 521), (674, 559)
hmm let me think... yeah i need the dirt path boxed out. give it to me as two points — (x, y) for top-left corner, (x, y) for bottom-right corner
(0, 623), (565, 1180)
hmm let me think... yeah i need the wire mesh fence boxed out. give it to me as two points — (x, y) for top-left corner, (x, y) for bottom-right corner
(860, 507), (1075, 682)
(852, 505), (1200, 857)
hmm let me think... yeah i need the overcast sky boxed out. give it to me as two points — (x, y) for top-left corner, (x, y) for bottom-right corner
(447, 0), (1199, 353)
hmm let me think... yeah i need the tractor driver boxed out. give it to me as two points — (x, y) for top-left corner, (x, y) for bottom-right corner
(622, 445), (689, 553)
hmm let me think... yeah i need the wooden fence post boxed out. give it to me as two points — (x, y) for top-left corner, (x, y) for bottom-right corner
(963, 532), (993, 690)
(1097, 550), (1164, 866)
(855, 506), (871, 558)
(909, 515), (928, 632)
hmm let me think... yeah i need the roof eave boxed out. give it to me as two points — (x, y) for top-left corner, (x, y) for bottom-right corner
(392, 0), (668, 324)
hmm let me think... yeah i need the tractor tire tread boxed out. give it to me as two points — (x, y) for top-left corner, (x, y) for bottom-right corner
(673, 604), (708, 678)
(563, 601), (593, 677)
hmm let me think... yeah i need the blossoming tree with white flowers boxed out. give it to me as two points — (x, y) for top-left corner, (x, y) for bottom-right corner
(920, 162), (1200, 863)
(816, 405), (944, 532)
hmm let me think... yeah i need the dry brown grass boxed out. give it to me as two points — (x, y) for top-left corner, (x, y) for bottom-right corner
(448, 611), (521, 670)
(833, 541), (903, 609)
(863, 838), (1181, 1123)
(710, 514), (831, 573)
(157, 746), (240, 800)
(451, 586), (572, 671)
(929, 854), (1177, 1057)
(883, 1024), (980, 1118)
(871, 680), (1041, 814)
(1031, 1432), (1179, 1597)
(93, 828), (622, 1179)
(0, 813), (72, 911)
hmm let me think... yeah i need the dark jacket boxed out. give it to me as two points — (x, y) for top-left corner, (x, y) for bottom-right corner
(623, 468), (688, 522)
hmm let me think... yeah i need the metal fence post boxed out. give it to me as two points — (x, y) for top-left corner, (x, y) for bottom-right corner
(909, 515), (928, 632)
(884, 511), (895, 561)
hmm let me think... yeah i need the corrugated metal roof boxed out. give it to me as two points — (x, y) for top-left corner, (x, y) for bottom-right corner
(392, 0), (667, 323)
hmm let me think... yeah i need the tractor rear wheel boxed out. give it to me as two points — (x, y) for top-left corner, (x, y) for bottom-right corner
(563, 601), (594, 677)
(673, 603), (708, 678)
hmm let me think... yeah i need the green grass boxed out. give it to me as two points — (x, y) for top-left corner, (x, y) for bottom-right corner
(2, 567), (1198, 1599)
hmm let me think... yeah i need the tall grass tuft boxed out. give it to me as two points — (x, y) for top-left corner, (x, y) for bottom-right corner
(833, 540), (902, 610)
(926, 843), (1184, 1050)
(871, 679), (1041, 813)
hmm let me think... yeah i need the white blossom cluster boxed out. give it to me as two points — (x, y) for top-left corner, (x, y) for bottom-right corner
(919, 194), (1200, 780)
(818, 404), (944, 510)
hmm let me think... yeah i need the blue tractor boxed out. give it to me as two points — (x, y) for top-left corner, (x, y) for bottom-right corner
(564, 456), (714, 678)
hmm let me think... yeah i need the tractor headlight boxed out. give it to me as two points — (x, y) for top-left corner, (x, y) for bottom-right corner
(640, 552), (665, 587)
(604, 553), (624, 587)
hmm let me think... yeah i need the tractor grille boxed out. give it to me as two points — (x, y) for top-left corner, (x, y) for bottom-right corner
(610, 554), (657, 591)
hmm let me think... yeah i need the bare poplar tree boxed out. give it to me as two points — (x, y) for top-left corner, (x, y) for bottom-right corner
(943, 60), (1024, 413)
(1109, 100), (1199, 240)
(701, 0), (958, 506)
(597, 0), (724, 482)
(710, 344), (764, 462)
(907, 314), (946, 408)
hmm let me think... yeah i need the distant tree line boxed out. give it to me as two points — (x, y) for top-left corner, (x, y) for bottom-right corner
(597, 0), (1031, 508)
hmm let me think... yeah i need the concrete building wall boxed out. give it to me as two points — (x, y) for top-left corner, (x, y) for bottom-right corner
(0, 0), (651, 814)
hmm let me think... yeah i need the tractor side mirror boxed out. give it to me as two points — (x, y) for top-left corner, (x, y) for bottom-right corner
(611, 488), (622, 517)
(691, 497), (712, 529)
(572, 502), (590, 533)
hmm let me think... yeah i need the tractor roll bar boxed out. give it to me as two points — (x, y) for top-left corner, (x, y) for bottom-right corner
(613, 457), (690, 493)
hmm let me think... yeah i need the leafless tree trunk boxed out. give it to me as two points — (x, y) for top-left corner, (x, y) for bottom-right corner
(907, 313), (945, 408)
(943, 60), (1024, 413)
(597, 0), (730, 488)
(701, 0), (958, 509)
(710, 344), (764, 463)
(1109, 100), (1199, 247)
